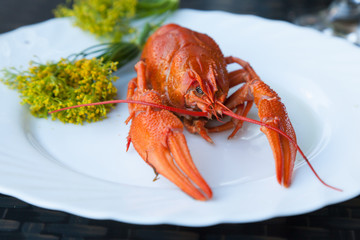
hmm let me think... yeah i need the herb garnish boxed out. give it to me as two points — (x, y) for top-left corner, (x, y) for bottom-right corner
(1, 58), (118, 124)
(1, 0), (179, 124)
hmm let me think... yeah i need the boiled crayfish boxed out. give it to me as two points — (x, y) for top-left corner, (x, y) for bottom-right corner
(52, 24), (340, 200)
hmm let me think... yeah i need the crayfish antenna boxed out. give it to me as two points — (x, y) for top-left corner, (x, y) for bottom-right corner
(49, 99), (208, 117)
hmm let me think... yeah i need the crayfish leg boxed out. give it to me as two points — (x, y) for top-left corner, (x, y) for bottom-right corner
(224, 56), (297, 187)
(183, 118), (213, 143)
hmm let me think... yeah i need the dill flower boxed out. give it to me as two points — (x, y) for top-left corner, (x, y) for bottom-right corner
(54, 0), (137, 41)
(54, 0), (179, 41)
(1, 58), (118, 124)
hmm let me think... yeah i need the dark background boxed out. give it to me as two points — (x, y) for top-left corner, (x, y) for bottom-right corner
(2, 1), (360, 240)
(0, 0), (333, 34)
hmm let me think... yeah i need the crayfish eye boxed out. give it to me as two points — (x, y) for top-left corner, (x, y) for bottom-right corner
(196, 86), (204, 95)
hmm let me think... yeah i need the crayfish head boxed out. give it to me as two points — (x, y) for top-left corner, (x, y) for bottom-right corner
(184, 70), (227, 119)
(183, 55), (227, 118)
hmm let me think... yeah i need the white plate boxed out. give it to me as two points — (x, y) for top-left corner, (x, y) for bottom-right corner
(1, 9), (360, 227)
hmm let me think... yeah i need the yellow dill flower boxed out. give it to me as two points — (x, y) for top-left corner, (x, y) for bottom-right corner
(1, 58), (118, 124)
(54, 0), (137, 41)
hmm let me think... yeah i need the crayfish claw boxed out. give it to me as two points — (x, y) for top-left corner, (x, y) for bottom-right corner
(254, 84), (297, 187)
(168, 131), (213, 198)
(128, 100), (212, 200)
(225, 56), (297, 187)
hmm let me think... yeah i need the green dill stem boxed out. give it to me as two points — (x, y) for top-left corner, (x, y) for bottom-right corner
(136, 23), (153, 47)
(135, 0), (179, 19)
(99, 42), (140, 68)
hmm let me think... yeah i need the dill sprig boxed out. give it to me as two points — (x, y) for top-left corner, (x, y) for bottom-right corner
(68, 41), (140, 68)
(54, 0), (179, 42)
(68, 22), (156, 68)
(54, 0), (137, 42)
(1, 58), (118, 124)
(55, 0), (179, 68)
